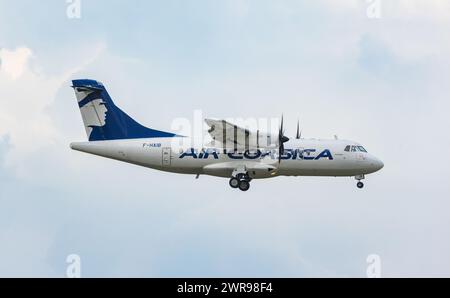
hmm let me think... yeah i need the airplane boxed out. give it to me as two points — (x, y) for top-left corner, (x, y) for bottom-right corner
(70, 79), (384, 192)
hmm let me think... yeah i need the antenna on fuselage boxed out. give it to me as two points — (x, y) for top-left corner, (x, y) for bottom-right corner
(296, 120), (302, 140)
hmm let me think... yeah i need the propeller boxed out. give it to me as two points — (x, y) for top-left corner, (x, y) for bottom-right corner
(278, 115), (290, 163)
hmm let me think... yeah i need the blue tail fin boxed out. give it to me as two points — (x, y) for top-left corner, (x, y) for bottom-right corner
(72, 79), (177, 141)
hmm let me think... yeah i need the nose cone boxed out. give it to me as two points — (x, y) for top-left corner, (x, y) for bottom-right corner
(371, 157), (384, 172)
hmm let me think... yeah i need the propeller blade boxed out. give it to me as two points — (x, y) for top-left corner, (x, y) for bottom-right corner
(296, 120), (301, 139)
(278, 115), (290, 163)
(279, 143), (284, 163)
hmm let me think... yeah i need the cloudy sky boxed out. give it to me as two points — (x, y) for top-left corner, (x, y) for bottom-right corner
(1, 0), (450, 277)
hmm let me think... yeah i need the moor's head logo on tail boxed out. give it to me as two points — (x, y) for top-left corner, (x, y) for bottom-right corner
(72, 79), (178, 142)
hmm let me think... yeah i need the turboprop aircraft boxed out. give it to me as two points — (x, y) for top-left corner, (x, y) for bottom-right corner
(70, 79), (384, 192)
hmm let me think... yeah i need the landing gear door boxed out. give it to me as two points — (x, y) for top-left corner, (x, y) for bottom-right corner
(162, 147), (172, 167)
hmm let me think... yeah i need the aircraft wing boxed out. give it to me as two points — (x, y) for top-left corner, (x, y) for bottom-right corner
(205, 118), (275, 149)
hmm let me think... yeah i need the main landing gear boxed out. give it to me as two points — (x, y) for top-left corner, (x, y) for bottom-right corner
(229, 174), (252, 192)
(355, 175), (365, 189)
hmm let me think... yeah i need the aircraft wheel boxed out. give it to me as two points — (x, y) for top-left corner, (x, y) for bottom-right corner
(238, 180), (251, 192)
(357, 182), (364, 189)
(229, 178), (239, 189)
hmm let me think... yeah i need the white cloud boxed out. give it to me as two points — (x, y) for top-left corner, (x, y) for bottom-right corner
(0, 47), (32, 80)
(0, 44), (106, 177)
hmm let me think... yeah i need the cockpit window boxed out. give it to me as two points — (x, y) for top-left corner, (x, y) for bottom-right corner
(358, 146), (368, 153)
(346, 145), (368, 153)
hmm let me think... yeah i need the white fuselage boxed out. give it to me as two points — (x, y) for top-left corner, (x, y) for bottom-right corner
(70, 137), (384, 179)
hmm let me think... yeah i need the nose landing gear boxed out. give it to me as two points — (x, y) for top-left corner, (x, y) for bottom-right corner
(355, 175), (365, 189)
